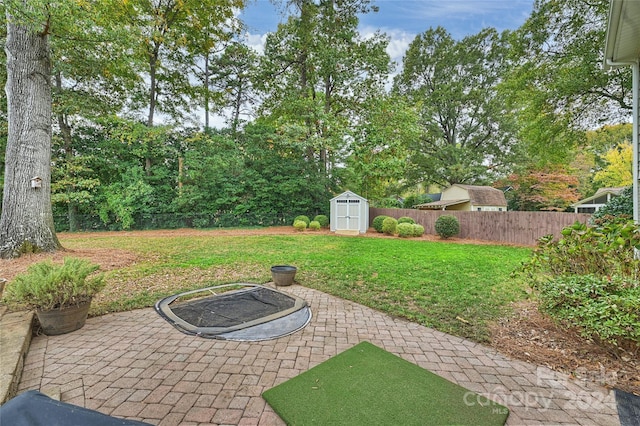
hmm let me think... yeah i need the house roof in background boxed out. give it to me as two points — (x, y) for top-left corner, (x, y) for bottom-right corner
(415, 199), (469, 210)
(594, 186), (627, 196)
(572, 186), (627, 207)
(452, 185), (507, 207)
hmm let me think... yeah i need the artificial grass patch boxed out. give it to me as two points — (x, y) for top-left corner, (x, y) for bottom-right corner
(262, 341), (509, 425)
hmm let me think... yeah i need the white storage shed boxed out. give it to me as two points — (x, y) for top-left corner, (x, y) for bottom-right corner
(330, 191), (369, 234)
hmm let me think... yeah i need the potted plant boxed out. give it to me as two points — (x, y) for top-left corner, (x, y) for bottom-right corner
(2, 257), (105, 335)
(270, 265), (297, 286)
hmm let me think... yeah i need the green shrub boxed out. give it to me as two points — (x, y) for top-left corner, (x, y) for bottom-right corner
(193, 217), (210, 229)
(308, 221), (321, 231)
(293, 215), (310, 226)
(591, 186), (633, 222)
(382, 217), (397, 235)
(3, 257), (105, 311)
(372, 215), (389, 233)
(403, 194), (433, 209)
(538, 274), (640, 348)
(397, 223), (414, 238)
(293, 220), (307, 231)
(435, 215), (459, 239)
(522, 220), (640, 282)
(397, 216), (416, 225)
(373, 197), (402, 208)
(313, 214), (329, 228)
(412, 224), (425, 237)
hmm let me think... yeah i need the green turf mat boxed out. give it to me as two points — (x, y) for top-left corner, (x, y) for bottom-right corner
(262, 341), (509, 426)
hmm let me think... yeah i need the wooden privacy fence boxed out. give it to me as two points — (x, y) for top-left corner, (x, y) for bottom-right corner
(369, 208), (593, 246)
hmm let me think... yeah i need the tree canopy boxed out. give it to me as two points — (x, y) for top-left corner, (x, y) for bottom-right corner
(1, 0), (636, 253)
(394, 27), (517, 188)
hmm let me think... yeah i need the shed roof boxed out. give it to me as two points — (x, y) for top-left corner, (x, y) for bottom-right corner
(330, 190), (367, 202)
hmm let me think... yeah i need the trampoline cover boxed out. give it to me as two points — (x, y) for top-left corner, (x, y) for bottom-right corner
(155, 284), (311, 340)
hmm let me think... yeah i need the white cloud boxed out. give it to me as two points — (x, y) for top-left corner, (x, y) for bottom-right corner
(393, 0), (529, 19)
(384, 29), (414, 66)
(359, 25), (415, 85)
(365, 0), (533, 40)
(242, 32), (268, 56)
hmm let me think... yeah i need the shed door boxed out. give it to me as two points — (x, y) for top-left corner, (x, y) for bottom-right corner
(335, 199), (361, 231)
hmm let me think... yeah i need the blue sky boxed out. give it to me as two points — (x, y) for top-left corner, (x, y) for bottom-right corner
(240, 0), (535, 63)
(199, 1), (535, 127)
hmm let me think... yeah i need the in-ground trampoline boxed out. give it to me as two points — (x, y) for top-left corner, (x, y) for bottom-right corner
(155, 283), (311, 341)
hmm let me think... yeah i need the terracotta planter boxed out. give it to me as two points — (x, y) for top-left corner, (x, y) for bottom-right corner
(271, 265), (297, 286)
(36, 300), (92, 336)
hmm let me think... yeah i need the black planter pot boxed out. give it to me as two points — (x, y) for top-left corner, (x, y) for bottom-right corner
(271, 265), (297, 286)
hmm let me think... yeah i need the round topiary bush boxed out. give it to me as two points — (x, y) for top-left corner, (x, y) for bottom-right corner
(308, 220), (321, 231)
(372, 215), (389, 233)
(435, 215), (459, 239)
(397, 223), (414, 238)
(382, 217), (397, 235)
(313, 214), (329, 228)
(397, 216), (416, 225)
(294, 215), (310, 226)
(412, 224), (425, 237)
(293, 220), (307, 231)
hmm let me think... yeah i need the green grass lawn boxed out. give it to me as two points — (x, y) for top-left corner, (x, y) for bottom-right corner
(62, 232), (531, 343)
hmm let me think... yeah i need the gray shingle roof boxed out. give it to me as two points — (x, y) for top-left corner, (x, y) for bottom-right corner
(455, 185), (507, 207)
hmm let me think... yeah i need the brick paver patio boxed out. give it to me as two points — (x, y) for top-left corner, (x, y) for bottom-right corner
(17, 285), (620, 425)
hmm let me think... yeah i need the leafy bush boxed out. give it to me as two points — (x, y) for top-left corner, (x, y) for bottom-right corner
(313, 214), (329, 228)
(397, 223), (414, 238)
(396, 223), (424, 238)
(3, 258), (105, 310)
(193, 217), (210, 229)
(521, 219), (640, 353)
(308, 221), (321, 231)
(294, 215), (310, 226)
(522, 220), (640, 282)
(382, 217), (397, 235)
(293, 220), (307, 231)
(538, 275), (640, 348)
(591, 186), (632, 222)
(373, 197), (402, 208)
(397, 216), (416, 225)
(372, 215), (389, 233)
(403, 194), (433, 209)
(435, 215), (459, 239)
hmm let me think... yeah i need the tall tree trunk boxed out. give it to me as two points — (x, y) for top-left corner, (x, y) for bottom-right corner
(177, 156), (184, 196)
(298, 0), (315, 162)
(0, 18), (62, 258)
(55, 72), (78, 232)
(232, 78), (243, 137)
(204, 52), (210, 131)
(145, 47), (160, 176)
(147, 52), (158, 128)
(322, 74), (332, 175)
